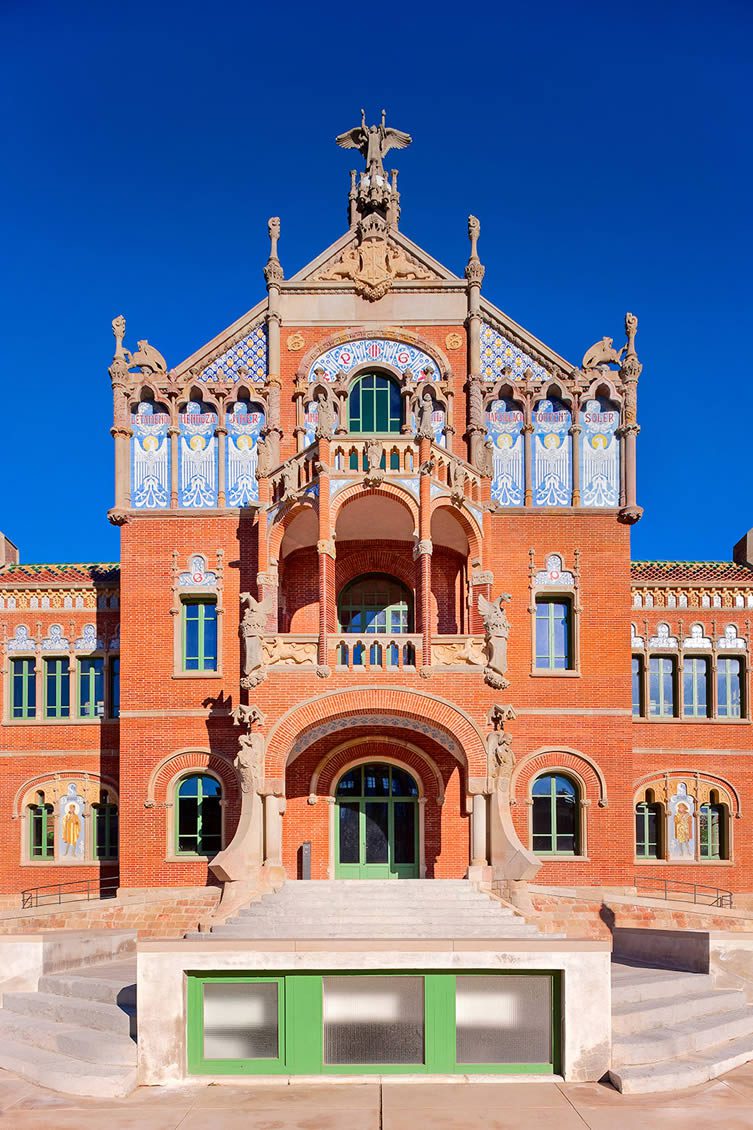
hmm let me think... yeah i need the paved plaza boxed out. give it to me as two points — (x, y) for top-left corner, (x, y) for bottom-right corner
(0, 1065), (752, 1129)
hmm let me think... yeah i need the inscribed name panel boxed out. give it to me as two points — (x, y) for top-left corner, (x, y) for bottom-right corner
(132, 403), (170, 509)
(486, 399), (524, 505)
(179, 403), (218, 508)
(580, 398), (619, 507)
(532, 399), (571, 507)
(226, 403), (265, 506)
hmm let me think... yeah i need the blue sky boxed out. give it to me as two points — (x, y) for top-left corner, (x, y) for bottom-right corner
(1, 0), (751, 564)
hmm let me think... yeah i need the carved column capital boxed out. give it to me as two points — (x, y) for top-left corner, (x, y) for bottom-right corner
(317, 538), (336, 559)
(413, 539), (433, 560)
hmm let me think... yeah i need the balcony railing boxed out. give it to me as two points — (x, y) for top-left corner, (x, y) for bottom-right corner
(268, 437), (484, 507)
(334, 633), (421, 670)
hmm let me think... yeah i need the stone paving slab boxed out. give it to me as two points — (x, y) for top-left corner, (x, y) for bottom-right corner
(1, 1063), (753, 1128)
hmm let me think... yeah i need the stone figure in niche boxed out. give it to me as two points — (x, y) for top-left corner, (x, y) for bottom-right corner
(416, 388), (435, 439)
(581, 336), (625, 370)
(478, 593), (512, 689)
(313, 386), (338, 440)
(451, 463), (468, 506)
(364, 438), (385, 486)
(280, 460), (299, 502)
(240, 593), (272, 688)
(236, 731), (265, 795)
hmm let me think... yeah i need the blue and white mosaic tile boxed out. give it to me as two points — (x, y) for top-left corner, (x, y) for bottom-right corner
(198, 324), (267, 383)
(480, 323), (550, 383)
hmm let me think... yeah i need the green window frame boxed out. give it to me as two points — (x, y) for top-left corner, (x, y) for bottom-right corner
(93, 801), (118, 860)
(28, 796), (54, 860)
(176, 774), (222, 856)
(534, 597), (572, 670)
(109, 656), (120, 718)
(11, 658), (36, 719)
(700, 803), (724, 860)
(649, 655), (676, 717)
(44, 657), (70, 719)
(348, 372), (402, 434)
(186, 971), (559, 1077)
(718, 658), (742, 718)
(337, 574), (412, 635)
(635, 801), (660, 859)
(531, 774), (579, 856)
(182, 599), (218, 672)
(631, 655), (643, 717)
(78, 657), (104, 718)
(683, 656), (710, 718)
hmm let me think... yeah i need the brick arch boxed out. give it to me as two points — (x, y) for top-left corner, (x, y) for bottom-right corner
(332, 483), (419, 534)
(335, 543), (416, 596)
(430, 500), (482, 562)
(311, 738), (446, 804)
(270, 498), (318, 561)
(266, 686), (486, 777)
(14, 771), (120, 818)
(633, 770), (741, 818)
(148, 748), (239, 809)
(296, 327), (452, 384)
(511, 747), (607, 807)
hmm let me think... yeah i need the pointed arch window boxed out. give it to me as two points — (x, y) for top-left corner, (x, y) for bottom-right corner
(348, 373), (402, 433)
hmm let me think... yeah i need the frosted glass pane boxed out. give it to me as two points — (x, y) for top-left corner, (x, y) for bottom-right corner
(323, 975), (424, 1064)
(203, 982), (278, 1060)
(456, 975), (551, 1064)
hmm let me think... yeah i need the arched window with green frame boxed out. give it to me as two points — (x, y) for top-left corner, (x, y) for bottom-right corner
(176, 773), (222, 856)
(338, 574), (413, 635)
(348, 372), (402, 433)
(531, 773), (580, 855)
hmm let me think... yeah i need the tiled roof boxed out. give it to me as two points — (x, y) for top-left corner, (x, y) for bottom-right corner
(0, 563), (120, 585)
(631, 561), (753, 584)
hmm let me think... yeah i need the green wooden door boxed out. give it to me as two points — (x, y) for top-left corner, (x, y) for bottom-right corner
(335, 763), (419, 879)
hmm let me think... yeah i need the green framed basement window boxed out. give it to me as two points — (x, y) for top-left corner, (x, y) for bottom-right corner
(78, 657), (104, 718)
(11, 658), (36, 719)
(182, 598), (218, 672)
(176, 774), (222, 856)
(186, 971), (558, 1077)
(44, 657), (70, 719)
(28, 793), (54, 860)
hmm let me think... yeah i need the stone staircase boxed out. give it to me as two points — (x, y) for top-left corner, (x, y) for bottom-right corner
(0, 957), (137, 1097)
(610, 960), (753, 1093)
(196, 879), (545, 939)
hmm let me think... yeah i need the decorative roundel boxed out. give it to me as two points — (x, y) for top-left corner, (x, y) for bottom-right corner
(308, 338), (440, 383)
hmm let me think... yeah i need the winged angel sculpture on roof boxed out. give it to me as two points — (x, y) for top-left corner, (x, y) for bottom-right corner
(336, 110), (412, 178)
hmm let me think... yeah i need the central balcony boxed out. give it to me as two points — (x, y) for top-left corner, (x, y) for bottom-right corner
(334, 633), (421, 670)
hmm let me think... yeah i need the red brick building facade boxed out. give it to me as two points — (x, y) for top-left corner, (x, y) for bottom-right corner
(2, 130), (752, 909)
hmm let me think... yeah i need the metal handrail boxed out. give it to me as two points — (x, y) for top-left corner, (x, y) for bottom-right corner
(21, 876), (119, 910)
(634, 875), (733, 909)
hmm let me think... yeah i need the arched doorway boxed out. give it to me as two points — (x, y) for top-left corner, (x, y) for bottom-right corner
(334, 762), (419, 879)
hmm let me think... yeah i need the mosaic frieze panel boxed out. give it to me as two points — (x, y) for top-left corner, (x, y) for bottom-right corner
(198, 324), (267, 383)
(0, 592), (96, 610)
(579, 398), (620, 507)
(226, 402), (265, 505)
(532, 398), (571, 507)
(480, 323), (550, 383)
(632, 589), (753, 610)
(308, 339), (441, 383)
(178, 402), (218, 508)
(132, 402), (170, 510)
(486, 398), (524, 506)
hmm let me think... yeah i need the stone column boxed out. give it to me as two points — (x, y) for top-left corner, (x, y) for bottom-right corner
(264, 793), (285, 879)
(570, 409), (582, 507)
(317, 437), (334, 675)
(216, 420), (227, 508)
(168, 424), (179, 509)
(417, 436), (433, 672)
(471, 793), (488, 867)
(264, 218), (284, 469)
(619, 347), (643, 524)
(465, 216), (486, 468)
(523, 407), (534, 507)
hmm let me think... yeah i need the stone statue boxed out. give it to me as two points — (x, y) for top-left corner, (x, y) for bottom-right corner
(336, 109), (412, 178)
(125, 340), (168, 375)
(235, 729), (265, 795)
(364, 438), (384, 485)
(478, 593), (512, 689)
(240, 592), (271, 687)
(625, 311), (638, 355)
(231, 703), (266, 728)
(487, 729), (515, 782)
(112, 315), (126, 361)
(451, 463), (468, 506)
(582, 336), (625, 370)
(280, 460), (299, 502)
(313, 386), (337, 440)
(416, 388), (435, 439)
(256, 438), (272, 479)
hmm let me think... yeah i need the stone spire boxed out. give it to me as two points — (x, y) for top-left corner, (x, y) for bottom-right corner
(336, 109), (412, 230)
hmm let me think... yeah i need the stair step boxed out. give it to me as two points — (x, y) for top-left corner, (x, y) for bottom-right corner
(0, 1010), (136, 1066)
(3, 992), (135, 1037)
(609, 1031), (753, 1094)
(0, 1038), (137, 1098)
(613, 988), (745, 1035)
(611, 966), (715, 1004)
(613, 1007), (753, 1065)
(38, 972), (136, 1008)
